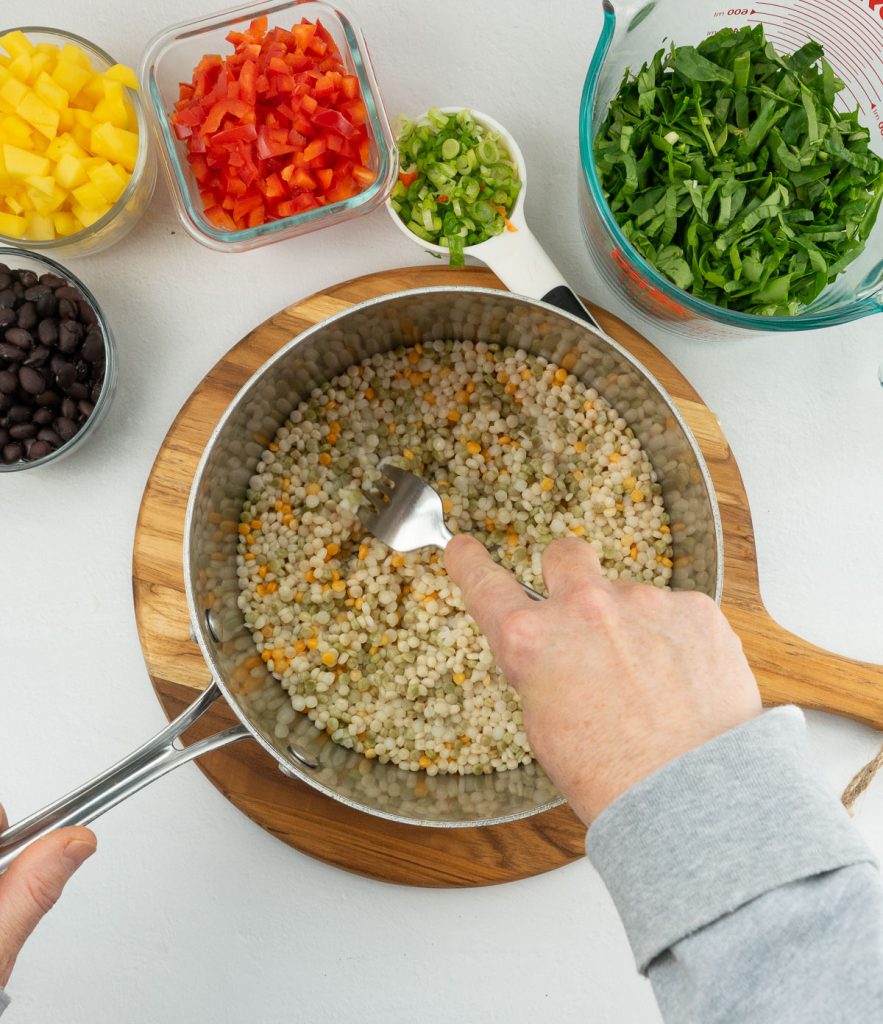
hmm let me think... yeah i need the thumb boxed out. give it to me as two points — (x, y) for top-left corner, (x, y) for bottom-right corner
(0, 827), (96, 986)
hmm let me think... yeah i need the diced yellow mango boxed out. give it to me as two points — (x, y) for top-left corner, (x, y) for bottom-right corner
(0, 211), (27, 237)
(72, 108), (95, 128)
(104, 64), (139, 91)
(16, 91), (59, 139)
(71, 181), (107, 208)
(72, 201), (110, 227)
(53, 210), (79, 235)
(91, 122), (138, 171)
(25, 52), (52, 86)
(4, 194), (24, 215)
(72, 125), (92, 150)
(60, 43), (92, 70)
(9, 53), (32, 83)
(88, 160), (128, 202)
(52, 59), (91, 100)
(25, 211), (55, 239)
(2, 143), (49, 177)
(78, 74), (105, 106)
(54, 151), (87, 189)
(0, 31), (36, 60)
(0, 54), (9, 69)
(91, 97), (128, 129)
(102, 79), (124, 102)
(44, 132), (87, 162)
(24, 173), (55, 196)
(0, 77), (28, 110)
(1, 113), (33, 148)
(34, 72), (69, 111)
(35, 43), (60, 57)
(57, 107), (75, 131)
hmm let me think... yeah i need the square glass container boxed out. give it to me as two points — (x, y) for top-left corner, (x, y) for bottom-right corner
(139, 0), (398, 252)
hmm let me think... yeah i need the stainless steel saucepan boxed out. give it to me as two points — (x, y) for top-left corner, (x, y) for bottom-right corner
(0, 287), (723, 871)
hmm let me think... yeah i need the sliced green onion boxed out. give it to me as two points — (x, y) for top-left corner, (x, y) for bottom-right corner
(394, 109), (521, 266)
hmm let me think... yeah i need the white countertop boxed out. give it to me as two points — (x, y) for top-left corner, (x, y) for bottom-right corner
(3, 1), (883, 1021)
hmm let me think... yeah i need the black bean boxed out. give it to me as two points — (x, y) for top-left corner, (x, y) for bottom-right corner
(57, 320), (82, 352)
(77, 399), (94, 418)
(19, 271), (36, 288)
(8, 404), (30, 423)
(38, 318), (59, 346)
(68, 382), (88, 400)
(24, 345), (50, 368)
(19, 367), (45, 394)
(35, 390), (60, 407)
(90, 381), (103, 404)
(0, 308), (15, 329)
(36, 292), (57, 318)
(54, 416), (78, 441)
(0, 370), (18, 394)
(75, 360), (89, 381)
(57, 298), (77, 319)
(17, 301), (37, 331)
(2, 442), (23, 463)
(0, 426), (7, 446)
(5, 327), (33, 349)
(56, 363), (76, 388)
(0, 393), (11, 413)
(28, 439), (53, 459)
(61, 397), (77, 419)
(54, 285), (80, 300)
(0, 343), (22, 361)
(0, 273), (10, 289)
(40, 273), (67, 289)
(78, 300), (97, 324)
(24, 285), (48, 302)
(10, 422), (37, 440)
(33, 407), (54, 426)
(36, 427), (62, 446)
(26, 440), (52, 460)
(0, 289), (15, 308)
(81, 331), (104, 362)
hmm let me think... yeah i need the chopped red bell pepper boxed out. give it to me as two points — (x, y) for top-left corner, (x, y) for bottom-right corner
(171, 15), (378, 232)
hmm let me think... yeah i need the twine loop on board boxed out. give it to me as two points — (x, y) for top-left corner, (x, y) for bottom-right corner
(842, 742), (883, 813)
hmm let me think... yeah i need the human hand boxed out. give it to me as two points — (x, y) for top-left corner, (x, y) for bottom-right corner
(0, 808), (96, 987)
(445, 535), (762, 825)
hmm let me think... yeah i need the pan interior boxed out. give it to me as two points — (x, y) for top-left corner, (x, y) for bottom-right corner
(186, 288), (720, 826)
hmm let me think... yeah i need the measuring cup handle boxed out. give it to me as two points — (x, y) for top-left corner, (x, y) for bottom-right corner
(0, 681), (250, 874)
(478, 222), (601, 330)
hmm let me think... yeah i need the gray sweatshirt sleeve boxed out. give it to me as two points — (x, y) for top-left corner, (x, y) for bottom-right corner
(587, 706), (883, 1023)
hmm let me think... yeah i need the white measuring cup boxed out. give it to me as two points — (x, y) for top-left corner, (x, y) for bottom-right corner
(386, 107), (601, 330)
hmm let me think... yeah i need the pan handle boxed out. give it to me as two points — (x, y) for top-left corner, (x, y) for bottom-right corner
(0, 680), (250, 873)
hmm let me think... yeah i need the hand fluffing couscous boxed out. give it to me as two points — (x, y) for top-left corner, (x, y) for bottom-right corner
(237, 340), (673, 775)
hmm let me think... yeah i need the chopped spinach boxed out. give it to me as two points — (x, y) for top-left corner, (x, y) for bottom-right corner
(594, 26), (883, 315)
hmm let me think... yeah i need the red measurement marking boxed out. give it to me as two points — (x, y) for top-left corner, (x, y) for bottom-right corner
(798, 0), (881, 99)
(610, 249), (689, 319)
(750, 19), (868, 108)
(824, 0), (883, 92)
(871, 0), (883, 12)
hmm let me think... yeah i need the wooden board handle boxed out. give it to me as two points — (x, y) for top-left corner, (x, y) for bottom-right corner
(731, 604), (883, 730)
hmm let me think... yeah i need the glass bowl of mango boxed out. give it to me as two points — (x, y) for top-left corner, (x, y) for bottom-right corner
(0, 28), (156, 256)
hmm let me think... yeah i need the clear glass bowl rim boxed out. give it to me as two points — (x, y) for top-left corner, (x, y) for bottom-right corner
(0, 26), (153, 253)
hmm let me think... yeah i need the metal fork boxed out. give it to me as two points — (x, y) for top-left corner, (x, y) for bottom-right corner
(357, 464), (544, 601)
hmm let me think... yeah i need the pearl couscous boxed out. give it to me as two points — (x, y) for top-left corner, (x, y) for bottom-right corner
(237, 339), (673, 775)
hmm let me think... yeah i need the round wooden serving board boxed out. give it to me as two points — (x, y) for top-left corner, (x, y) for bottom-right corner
(133, 265), (883, 888)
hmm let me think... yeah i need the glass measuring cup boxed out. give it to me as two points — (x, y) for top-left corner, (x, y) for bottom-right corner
(388, 108), (599, 328)
(578, 0), (883, 338)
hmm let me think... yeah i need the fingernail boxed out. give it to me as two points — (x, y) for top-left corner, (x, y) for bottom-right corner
(62, 838), (96, 872)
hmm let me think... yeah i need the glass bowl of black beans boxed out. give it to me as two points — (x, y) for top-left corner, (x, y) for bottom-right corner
(0, 249), (116, 470)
